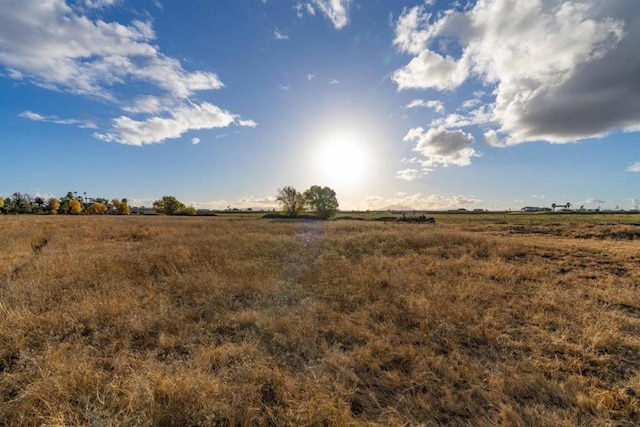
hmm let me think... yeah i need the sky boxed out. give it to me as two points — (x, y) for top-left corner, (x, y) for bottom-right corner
(1, 0), (638, 211)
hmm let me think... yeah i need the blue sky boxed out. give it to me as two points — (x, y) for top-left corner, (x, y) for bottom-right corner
(1, 0), (638, 210)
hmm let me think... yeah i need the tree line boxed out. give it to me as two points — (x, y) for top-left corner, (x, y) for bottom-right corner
(0, 192), (131, 215)
(0, 192), (197, 216)
(0, 186), (339, 218)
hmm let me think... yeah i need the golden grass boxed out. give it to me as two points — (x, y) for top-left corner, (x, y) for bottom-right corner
(1, 215), (640, 426)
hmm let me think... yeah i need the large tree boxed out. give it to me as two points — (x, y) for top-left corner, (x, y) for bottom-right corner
(153, 196), (183, 215)
(276, 186), (306, 217)
(152, 196), (194, 215)
(304, 185), (339, 219)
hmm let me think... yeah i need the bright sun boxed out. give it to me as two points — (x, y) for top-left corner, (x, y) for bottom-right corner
(314, 131), (370, 190)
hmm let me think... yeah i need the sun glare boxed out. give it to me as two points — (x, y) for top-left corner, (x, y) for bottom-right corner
(314, 131), (370, 190)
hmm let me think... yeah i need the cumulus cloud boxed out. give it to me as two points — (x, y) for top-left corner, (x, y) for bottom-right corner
(392, 0), (640, 145)
(393, 50), (468, 91)
(396, 168), (420, 181)
(191, 137), (200, 145)
(0, 0), (250, 145)
(19, 110), (96, 128)
(406, 99), (445, 114)
(0, 1), (223, 100)
(403, 126), (478, 169)
(627, 162), (640, 173)
(93, 102), (238, 146)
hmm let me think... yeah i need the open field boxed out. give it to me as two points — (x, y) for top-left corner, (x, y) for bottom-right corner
(1, 214), (640, 426)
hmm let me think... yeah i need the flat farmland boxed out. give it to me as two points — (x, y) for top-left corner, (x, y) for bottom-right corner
(1, 214), (640, 426)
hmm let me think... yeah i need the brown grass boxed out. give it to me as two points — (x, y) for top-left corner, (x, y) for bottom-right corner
(1, 215), (640, 426)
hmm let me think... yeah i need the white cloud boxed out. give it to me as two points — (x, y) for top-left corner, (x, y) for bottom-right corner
(0, 1), (252, 145)
(581, 198), (607, 204)
(392, 0), (639, 145)
(237, 196), (277, 206)
(361, 193), (481, 211)
(296, 1), (350, 29)
(19, 111), (45, 121)
(311, 0), (351, 29)
(306, 3), (316, 15)
(93, 102), (237, 146)
(19, 110), (96, 128)
(401, 157), (421, 164)
(403, 126), (478, 168)
(430, 104), (493, 129)
(122, 96), (165, 114)
(396, 168), (420, 181)
(80, 0), (119, 9)
(627, 162), (640, 173)
(329, 78), (340, 85)
(188, 196), (277, 211)
(393, 5), (437, 55)
(0, 1), (223, 101)
(238, 119), (258, 128)
(279, 84), (291, 90)
(191, 137), (200, 145)
(393, 49), (469, 90)
(483, 129), (505, 147)
(274, 28), (289, 40)
(406, 99), (444, 114)
(460, 99), (481, 110)
(307, 73), (315, 80)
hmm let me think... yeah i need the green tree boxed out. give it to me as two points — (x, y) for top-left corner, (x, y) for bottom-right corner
(33, 196), (45, 212)
(276, 186), (306, 217)
(304, 185), (339, 219)
(11, 193), (32, 214)
(177, 205), (197, 215)
(153, 196), (186, 215)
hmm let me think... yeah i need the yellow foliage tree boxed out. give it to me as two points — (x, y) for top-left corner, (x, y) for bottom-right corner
(68, 199), (82, 215)
(87, 202), (107, 215)
(47, 198), (60, 214)
(112, 199), (131, 215)
(0, 198), (4, 212)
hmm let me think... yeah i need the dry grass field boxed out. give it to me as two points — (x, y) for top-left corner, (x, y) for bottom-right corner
(1, 214), (640, 426)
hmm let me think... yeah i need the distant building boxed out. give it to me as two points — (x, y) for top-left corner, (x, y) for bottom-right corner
(521, 206), (543, 212)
